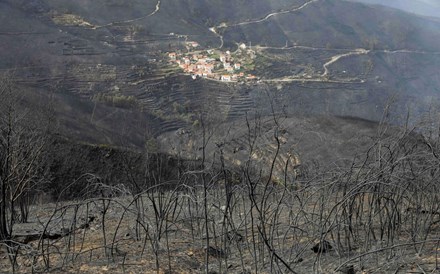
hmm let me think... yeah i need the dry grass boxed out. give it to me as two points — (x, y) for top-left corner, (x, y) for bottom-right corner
(1, 108), (440, 273)
(51, 13), (95, 28)
(1, 180), (439, 274)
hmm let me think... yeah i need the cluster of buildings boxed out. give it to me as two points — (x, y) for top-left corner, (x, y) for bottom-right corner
(168, 42), (257, 82)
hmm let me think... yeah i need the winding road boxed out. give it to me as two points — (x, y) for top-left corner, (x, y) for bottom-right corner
(93, 0), (161, 29)
(378, 49), (440, 55)
(254, 45), (370, 83)
(209, 0), (318, 49)
(322, 48), (370, 77)
(209, 27), (224, 49)
(221, 0), (319, 29)
(255, 44), (440, 83)
(85, 0), (439, 85)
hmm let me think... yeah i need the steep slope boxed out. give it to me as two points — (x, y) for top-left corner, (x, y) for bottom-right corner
(219, 0), (440, 49)
(157, 114), (395, 181)
(1, 0), (439, 151)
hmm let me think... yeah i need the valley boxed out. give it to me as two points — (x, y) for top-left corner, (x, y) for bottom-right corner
(0, 0), (434, 198)
(0, 0), (438, 202)
(1, 0), (440, 273)
(0, 0), (438, 151)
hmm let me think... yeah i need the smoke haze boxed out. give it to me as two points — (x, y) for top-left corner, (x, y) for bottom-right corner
(349, 0), (440, 18)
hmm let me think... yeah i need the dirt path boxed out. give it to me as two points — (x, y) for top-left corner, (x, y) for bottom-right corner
(261, 77), (358, 84)
(173, 41), (440, 84)
(256, 46), (369, 83)
(209, 27), (224, 49)
(208, 0), (318, 49)
(93, 0), (161, 29)
(322, 48), (369, 77)
(378, 49), (440, 55)
(257, 45), (440, 83)
(224, 0), (319, 28)
(156, 0), (440, 84)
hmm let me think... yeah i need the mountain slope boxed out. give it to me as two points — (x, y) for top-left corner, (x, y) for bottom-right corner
(349, 0), (440, 18)
(220, 0), (440, 49)
(1, 0), (439, 150)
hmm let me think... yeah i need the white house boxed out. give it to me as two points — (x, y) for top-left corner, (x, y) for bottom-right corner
(221, 75), (231, 82)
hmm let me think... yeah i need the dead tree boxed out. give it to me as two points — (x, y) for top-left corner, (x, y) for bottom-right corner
(0, 76), (51, 241)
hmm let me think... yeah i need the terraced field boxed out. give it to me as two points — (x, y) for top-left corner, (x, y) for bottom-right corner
(2, 0), (440, 149)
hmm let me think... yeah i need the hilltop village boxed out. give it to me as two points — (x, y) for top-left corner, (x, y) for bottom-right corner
(168, 42), (259, 82)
